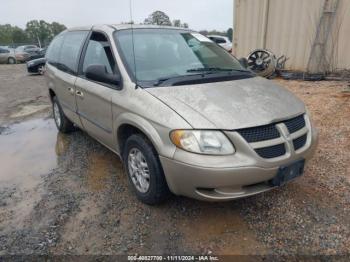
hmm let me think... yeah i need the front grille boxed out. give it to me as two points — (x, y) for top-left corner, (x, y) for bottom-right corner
(236, 114), (307, 159)
(237, 124), (280, 143)
(284, 115), (306, 133)
(293, 134), (307, 150)
(255, 144), (286, 159)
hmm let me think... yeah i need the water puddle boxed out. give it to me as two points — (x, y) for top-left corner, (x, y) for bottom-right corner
(0, 118), (65, 189)
(0, 116), (124, 192)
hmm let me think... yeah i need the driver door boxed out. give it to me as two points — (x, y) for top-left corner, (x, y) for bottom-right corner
(75, 31), (119, 149)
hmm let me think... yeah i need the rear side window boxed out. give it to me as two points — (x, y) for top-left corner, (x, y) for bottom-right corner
(58, 31), (89, 74)
(46, 35), (64, 65)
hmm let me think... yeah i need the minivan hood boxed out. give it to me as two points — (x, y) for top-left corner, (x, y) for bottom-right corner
(146, 77), (306, 130)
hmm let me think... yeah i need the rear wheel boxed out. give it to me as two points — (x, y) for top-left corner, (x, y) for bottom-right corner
(52, 96), (75, 133)
(8, 57), (16, 64)
(123, 134), (171, 205)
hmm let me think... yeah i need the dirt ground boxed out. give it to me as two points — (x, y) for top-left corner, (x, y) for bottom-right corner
(0, 64), (349, 256)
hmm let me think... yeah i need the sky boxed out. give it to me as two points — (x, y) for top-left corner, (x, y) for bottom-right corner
(1, 0), (233, 31)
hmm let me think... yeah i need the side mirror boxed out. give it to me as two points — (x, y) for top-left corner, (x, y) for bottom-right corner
(85, 64), (121, 86)
(238, 57), (249, 68)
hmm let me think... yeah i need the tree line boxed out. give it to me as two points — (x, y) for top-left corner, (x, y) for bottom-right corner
(144, 11), (232, 41)
(143, 10), (189, 28)
(0, 11), (232, 47)
(0, 20), (66, 47)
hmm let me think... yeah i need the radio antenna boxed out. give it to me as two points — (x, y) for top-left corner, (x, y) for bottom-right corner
(129, 0), (139, 89)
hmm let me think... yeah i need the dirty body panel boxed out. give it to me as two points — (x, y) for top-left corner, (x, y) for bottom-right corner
(146, 77), (306, 130)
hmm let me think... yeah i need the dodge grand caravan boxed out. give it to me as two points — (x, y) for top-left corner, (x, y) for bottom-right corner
(45, 24), (318, 204)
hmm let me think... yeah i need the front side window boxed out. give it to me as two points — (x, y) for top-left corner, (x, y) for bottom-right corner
(114, 29), (252, 87)
(58, 31), (89, 74)
(82, 33), (115, 75)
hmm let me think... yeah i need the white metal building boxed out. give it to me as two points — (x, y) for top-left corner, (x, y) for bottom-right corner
(233, 0), (350, 73)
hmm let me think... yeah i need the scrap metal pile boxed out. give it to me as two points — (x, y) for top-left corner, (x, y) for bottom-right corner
(245, 49), (324, 81)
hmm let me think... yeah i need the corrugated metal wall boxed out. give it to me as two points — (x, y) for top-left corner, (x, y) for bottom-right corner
(331, 0), (350, 70)
(233, 0), (350, 71)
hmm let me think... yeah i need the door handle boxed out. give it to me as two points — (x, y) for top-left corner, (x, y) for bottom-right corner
(76, 90), (84, 98)
(68, 87), (74, 95)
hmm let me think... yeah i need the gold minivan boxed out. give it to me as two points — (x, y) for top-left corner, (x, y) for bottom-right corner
(45, 25), (318, 205)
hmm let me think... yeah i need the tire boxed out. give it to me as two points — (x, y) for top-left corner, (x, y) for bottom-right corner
(8, 57), (16, 64)
(52, 96), (75, 133)
(123, 134), (171, 205)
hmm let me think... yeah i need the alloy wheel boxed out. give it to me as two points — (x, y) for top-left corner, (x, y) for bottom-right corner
(127, 148), (150, 193)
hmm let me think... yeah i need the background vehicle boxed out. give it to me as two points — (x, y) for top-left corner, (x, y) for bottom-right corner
(28, 48), (46, 60)
(46, 25), (317, 205)
(16, 45), (41, 53)
(15, 45), (40, 62)
(27, 57), (46, 74)
(0, 47), (17, 64)
(207, 35), (232, 52)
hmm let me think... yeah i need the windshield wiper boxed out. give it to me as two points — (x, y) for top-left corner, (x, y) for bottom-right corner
(153, 75), (181, 86)
(153, 73), (205, 87)
(152, 68), (252, 87)
(186, 67), (249, 73)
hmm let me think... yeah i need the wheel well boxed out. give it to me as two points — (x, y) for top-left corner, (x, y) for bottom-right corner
(49, 89), (56, 102)
(117, 124), (149, 155)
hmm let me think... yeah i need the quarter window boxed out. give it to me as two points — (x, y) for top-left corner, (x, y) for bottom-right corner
(46, 35), (64, 65)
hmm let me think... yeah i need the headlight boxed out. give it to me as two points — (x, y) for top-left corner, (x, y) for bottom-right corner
(170, 130), (235, 155)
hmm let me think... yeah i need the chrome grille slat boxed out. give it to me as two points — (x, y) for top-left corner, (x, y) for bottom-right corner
(250, 137), (285, 149)
(290, 126), (308, 139)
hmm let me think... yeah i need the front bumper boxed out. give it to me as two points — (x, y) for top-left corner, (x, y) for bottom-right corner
(160, 118), (318, 201)
(160, 157), (280, 201)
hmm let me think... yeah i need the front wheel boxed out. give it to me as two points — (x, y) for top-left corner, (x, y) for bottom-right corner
(52, 96), (75, 133)
(123, 134), (171, 205)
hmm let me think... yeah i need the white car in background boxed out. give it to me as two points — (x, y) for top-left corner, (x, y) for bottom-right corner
(207, 35), (232, 52)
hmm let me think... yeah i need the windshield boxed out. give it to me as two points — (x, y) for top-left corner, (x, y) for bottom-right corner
(114, 29), (252, 87)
